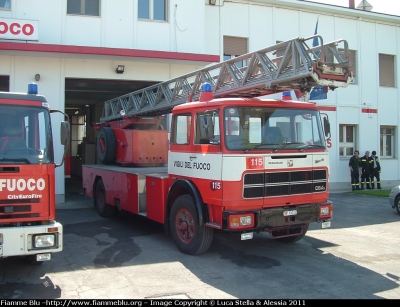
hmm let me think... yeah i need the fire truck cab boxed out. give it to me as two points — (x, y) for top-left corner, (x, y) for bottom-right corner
(0, 83), (69, 264)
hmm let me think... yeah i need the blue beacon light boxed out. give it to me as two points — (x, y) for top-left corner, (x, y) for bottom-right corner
(199, 82), (214, 102)
(201, 82), (212, 92)
(28, 83), (38, 95)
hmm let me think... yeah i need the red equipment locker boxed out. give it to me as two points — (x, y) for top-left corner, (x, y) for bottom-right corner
(145, 173), (169, 223)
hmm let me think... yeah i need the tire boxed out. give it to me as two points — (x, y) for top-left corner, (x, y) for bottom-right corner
(170, 195), (213, 255)
(274, 223), (309, 243)
(97, 127), (116, 164)
(95, 179), (115, 218)
(396, 197), (400, 215)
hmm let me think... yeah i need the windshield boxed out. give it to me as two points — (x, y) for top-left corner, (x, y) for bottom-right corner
(0, 105), (53, 164)
(223, 106), (326, 151)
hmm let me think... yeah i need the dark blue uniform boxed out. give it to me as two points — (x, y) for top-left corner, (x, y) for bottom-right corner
(370, 151), (381, 189)
(349, 151), (361, 191)
(360, 152), (373, 189)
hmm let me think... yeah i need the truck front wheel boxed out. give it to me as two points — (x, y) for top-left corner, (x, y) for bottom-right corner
(170, 195), (213, 255)
(95, 179), (115, 218)
(273, 223), (309, 243)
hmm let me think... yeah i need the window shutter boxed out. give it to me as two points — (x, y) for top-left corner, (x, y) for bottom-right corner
(223, 36), (248, 56)
(379, 54), (395, 87)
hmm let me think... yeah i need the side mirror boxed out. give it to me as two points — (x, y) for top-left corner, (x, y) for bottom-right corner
(323, 116), (331, 137)
(199, 114), (215, 139)
(51, 109), (70, 168)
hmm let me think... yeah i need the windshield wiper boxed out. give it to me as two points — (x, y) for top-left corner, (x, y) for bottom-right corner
(244, 143), (271, 152)
(297, 144), (325, 149)
(0, 158), (31, 164)
(296, 144), (325, 152)
(271, 142), (308, 152)
(275, 142), (304, 149)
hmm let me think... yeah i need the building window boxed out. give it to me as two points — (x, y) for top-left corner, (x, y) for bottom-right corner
(0, 75), (9, 92)
(67, 0), (100, 16)
(379, 54), (395, 87)
(380, 126), (395, 158)
(0, 0), (10, 9)
(339, 124), (356, 157)
(138, 0), (168, 21)
(223, 36), (248, 68)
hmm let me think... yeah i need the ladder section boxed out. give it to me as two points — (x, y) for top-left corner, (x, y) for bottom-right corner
(101, 35), (352, 122)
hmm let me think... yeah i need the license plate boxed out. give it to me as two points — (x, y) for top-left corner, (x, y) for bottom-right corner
(283, 210), (297, 216)
(321, 221), (331, 229)
(241, 233), (253, 240)
(36, 253), (51, 261)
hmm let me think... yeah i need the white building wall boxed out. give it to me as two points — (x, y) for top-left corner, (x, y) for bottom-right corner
(204, 3), (220, 56)
(1, 0), (400, 198)
(102, 0), (135, 49)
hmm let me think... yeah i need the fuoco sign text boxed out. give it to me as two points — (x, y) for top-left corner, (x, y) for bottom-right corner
(0, 18), (39, 41)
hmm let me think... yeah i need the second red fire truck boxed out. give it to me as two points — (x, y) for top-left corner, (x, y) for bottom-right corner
(0, 83), (70, 263)
(82, 36), (353, 255)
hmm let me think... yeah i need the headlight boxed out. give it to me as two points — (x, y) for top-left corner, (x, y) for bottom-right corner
(33, 234), (56, 248)
(320, 206), (331, 217)
(229, 214), (254, 229)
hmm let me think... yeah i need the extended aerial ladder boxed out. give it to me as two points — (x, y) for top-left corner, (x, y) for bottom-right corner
(100, 35), (353, 123)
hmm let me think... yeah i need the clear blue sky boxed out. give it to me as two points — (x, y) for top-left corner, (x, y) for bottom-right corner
(308, 0), (400, 16)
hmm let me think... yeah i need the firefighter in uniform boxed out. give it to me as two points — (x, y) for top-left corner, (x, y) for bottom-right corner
(370, 150), (382, 189)
(349, 150), (362, 191)
(360, 150), (373, 190)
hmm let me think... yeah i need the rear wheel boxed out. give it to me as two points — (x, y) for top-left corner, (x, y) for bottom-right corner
(95, 179), (115, 218)
(273, 223), (309, 243)
(97, 127), (116, 164)
(170, 195), (213, 255)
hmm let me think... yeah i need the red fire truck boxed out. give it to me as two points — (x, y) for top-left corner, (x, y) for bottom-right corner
(82, 36), (353, 255)
(0, 83), (69, 264)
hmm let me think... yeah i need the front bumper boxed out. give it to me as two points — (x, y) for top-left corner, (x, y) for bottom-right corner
(222, 202), (332, 232)
(0, 222), (63, 258)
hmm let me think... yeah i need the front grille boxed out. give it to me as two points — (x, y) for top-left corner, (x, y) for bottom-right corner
(243, 170), (327, 198)
(0, 205), (31, 213)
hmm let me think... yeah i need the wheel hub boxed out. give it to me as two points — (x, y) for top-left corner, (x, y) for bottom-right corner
(176, 209), (194, 243)
(179, 221), (188, 231)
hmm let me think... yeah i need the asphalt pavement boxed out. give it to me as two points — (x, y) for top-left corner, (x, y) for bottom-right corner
(1, 177), (399, 300)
